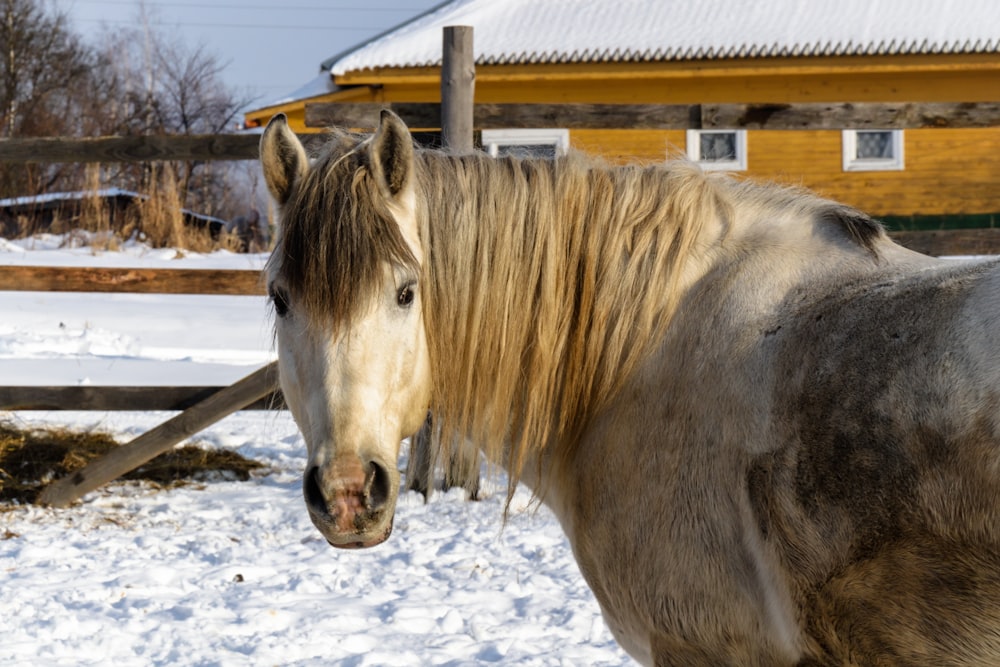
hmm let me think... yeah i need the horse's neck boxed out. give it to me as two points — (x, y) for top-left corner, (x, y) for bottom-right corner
(420, 155), (725, 486)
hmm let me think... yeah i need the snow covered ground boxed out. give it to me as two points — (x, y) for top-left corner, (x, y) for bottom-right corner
(0, 237), (632, 666)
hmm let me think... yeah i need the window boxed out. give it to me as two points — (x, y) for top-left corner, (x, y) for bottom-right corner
(686, 129), (747, 171)
(481, 129), (569, 159)
(842, 129), (904, 171)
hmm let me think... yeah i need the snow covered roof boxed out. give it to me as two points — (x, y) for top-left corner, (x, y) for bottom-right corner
(263, 73), (340, 109)
(0, 188), (141, 208)
(326, 0), (1000, 75)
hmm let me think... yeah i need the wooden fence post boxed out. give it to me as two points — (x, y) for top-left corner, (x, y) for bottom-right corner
(38, 361), (279, 508)
(441, 26), (475, 152)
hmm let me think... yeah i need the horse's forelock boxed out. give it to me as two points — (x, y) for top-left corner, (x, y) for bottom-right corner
(270, 137), (419, 331)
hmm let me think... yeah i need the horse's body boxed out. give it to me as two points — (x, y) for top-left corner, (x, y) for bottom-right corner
(260, 110), (1000, 666)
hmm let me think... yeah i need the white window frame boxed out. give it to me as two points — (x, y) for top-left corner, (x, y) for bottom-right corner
(481, 128), (570, 158)
(685, 129), (747, 171)
(842, 129), (905, 172)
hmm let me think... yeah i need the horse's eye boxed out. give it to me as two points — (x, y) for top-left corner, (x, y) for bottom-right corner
(270, 286), (290, 317)
(397, 283), (415, 308)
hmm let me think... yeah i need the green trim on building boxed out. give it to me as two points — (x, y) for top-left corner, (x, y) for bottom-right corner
(880, 213), (1000, 232)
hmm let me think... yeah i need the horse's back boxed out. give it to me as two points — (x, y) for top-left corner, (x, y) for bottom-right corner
(760, 256), (1000, 664)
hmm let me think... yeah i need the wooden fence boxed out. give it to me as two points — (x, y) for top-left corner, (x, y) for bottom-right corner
(0, 113), (994, 403)
(0, 264), (282, 507)
(0, 265), (278, 412)
(0, 46), (997, 501)
(3, 125), (991, 505)
(3, 114), (993, 255)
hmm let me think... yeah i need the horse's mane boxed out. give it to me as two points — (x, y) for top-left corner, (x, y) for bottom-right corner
(417, 152), (730, 495)
(416, 152), (884, 497)
(272, 134), (885, 498)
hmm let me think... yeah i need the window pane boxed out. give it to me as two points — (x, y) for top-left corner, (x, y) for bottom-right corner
(496, 143), (557, 159)
(700, 133), (737, 161)
(855, 131), (894, 159)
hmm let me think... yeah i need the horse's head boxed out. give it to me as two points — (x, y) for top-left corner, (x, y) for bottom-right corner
(260, 111), (431, 548)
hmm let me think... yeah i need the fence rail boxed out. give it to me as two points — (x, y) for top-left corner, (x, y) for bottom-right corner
(0, 132), (337, 164)
(888, 228), (1000, 257)
(0, 265), (265, 295)
(0, 385), (282, 411)
(37, 361), (279, 508)
(0, 265), (277, 412)
(0, 133), (261, 164)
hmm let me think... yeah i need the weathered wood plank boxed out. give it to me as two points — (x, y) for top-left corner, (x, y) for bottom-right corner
(702, 102), (1000, 129)
(305, 102), (696, 129)
(0, 133), (330, 164)
(0, 266), (265, 295)
(306, 101), (1000, 130)
(889, 227), (1000, 257)
(0, 134), (262, 164)
(0, 385), (284, 411)
(0, 103), (996, 166)
(472, 103), (696, 130)
(306, 102), (443, 129)
(38, 361), (280, 507)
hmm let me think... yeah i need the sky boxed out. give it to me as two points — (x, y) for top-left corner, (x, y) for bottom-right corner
(56, 0), (446, 115)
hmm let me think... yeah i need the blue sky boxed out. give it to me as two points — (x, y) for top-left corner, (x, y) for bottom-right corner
(57, 0), (444, 112)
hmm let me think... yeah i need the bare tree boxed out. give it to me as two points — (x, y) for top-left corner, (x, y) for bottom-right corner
(0, 0), (92, 195)
(85, 11), (257, 221)
(0, 0), (260, 233)
(151, 39), (254, 219)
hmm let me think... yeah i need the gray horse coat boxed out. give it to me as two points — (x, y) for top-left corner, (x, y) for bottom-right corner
(261, 110), (1000, 666)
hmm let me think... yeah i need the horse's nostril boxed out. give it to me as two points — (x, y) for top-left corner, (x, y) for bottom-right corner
(304, 465), (327, 514)
(365, 460), (391, 512)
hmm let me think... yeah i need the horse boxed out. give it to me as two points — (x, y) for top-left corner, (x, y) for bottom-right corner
(260, 109), (1000, 666)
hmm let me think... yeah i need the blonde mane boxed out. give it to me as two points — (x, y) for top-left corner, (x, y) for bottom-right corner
(415, 151), (733, 493)
(273, 137), (885, 495)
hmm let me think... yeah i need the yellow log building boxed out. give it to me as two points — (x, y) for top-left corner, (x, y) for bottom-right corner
(244, 0), (1000, 227)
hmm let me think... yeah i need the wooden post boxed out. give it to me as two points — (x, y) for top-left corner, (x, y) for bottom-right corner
(441, 26), (475, 152)
(37, 361), (279, 508)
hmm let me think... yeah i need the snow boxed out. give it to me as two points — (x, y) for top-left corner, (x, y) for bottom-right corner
(261, 73), (340, 110)
(328, 0), (1000, 74)
(0, 237), (631, 666)
(0, 188), (142, 207)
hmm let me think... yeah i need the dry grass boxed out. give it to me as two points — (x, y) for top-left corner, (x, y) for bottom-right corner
(128, 164), (242, 252)
(16, 163), (248, 253)
(78, 164), (125, 252)
(0, 422), (266, 506)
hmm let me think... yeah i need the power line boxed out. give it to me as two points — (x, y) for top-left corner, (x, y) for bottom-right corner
(75, 17), (389, 30)
(69, 0), (420, 11)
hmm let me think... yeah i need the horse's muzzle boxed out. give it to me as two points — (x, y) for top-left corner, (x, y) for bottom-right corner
(303, 458), (396, 548)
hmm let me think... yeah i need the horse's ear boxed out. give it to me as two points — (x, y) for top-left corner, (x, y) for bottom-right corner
(369, 109), (414, 199)
(260, 114), (308, 206)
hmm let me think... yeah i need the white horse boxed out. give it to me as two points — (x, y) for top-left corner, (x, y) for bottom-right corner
(261, 110), (1000, 666)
